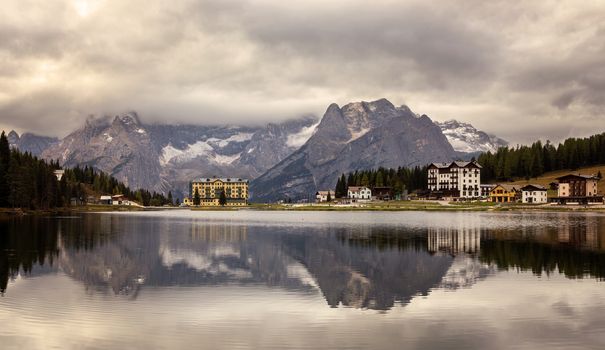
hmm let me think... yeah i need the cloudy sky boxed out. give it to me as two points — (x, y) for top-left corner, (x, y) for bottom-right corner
(0, 0), (604, 143)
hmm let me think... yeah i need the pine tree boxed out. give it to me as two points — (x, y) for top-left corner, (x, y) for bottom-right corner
(375, 171), (384, 187)
(193, 188), (200, 206)
(326, 191), (332, 202)
(360, 173), (369, 187)
(219, 190), (227, 206)
(0, 132), (9, 207)
(167, 191), (173, 206)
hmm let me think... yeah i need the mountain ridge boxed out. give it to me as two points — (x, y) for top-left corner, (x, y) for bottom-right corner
(251, 99), (458, 202)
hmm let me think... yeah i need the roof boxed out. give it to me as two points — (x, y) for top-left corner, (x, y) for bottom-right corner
(316, 191), (332, 196)
(192, 177), (249, 183)
(348, 186), (370, 192)
(428, 161), (482, 169)
(521, 184), (547, 191)
(492, 184), (519, 192)
(556, 174), (599, 181)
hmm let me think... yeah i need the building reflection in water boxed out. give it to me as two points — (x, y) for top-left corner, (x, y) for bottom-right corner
(190, 222), (248, 242)
(423, 214), (484, 257)
(2, 213), (605, 311)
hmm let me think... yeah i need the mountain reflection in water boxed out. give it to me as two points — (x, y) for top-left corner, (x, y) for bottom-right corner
(1, 212), (605, 310)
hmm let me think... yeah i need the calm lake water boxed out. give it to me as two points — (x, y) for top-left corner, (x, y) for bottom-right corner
(2, 210), (605, 349)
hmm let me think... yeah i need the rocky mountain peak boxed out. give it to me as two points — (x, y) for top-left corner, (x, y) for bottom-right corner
(110, 112), (146, 136)
(436, 119), (508, 153)
(251, 99), (457, 202)
(113, 112), (141, 126)
(7, 130), (19, 144)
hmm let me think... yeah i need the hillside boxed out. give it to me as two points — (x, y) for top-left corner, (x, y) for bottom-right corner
(494, 165), (605, 196)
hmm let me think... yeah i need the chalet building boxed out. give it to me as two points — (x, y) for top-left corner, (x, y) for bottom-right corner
(99, 195), (112, 205)
(489, 184), (520, 203)
(190, 178), (249, 206)
(427, 161), (482, 199)
(372, 187), (393, 201)
(551, 174), (602, 204)
(348, 186), (372, 201)
(521, 184), (548, 204)
(556, 174), (598, 197)
(112, 194), (126, 205)
(182, 197), (192, 206)
(110, 194), (142, 207)
(316, 191), (332, 203)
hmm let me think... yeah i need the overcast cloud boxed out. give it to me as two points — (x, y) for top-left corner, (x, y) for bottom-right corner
(0, 0), (604, 143)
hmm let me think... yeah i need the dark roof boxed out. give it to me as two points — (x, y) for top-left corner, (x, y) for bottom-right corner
(492, 184), (519, 192)
(428, 161), (482, 169)
(556, 174), (598, 181)
(192, 177), (249, 183)
(520, 184), (547, 191)
(348, 186), (370, 192)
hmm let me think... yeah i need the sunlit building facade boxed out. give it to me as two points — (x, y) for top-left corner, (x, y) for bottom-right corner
(189, 178), (249, 206)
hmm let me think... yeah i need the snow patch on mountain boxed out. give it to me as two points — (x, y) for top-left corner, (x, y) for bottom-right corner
(214, 152), (241, 165)
(207, 132), (254, 148)
(160, 132), (254, 166)
(286, 122), (319, 148)
(436, 119), (508, 153)
(160, 141), (213, 165)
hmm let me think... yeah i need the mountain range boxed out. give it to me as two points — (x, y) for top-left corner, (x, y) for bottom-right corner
(6, 98), (507, 201)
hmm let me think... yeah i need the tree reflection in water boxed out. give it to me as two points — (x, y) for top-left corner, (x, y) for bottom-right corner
(1, 213), (605, 310)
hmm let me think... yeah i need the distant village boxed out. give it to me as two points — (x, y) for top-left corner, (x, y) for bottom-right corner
(91, 161), (603, 208)
(312, 161), (604, 206)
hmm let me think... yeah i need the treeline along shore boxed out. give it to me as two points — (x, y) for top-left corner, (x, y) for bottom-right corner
(479, 133), (605, 182)
(0, 131), (170, 212)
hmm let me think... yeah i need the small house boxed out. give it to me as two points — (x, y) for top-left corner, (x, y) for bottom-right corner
(99, 195), (112, 205)
(112, 194), (126, 205)
(315, 191), (333, 203)
(521, 184), (547, 204)
(348, 186), (371, 201)
(480, 184), (496, 198)
(372, 187), (393, 201)
(489, 184), (520, 203)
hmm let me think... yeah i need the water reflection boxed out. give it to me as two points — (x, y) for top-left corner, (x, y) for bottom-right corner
(2, 212), (605, 310)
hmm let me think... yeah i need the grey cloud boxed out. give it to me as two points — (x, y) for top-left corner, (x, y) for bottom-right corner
(0, 0), (603, 142)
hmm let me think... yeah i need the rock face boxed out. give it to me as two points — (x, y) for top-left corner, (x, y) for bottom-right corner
(251, 99), (457, 202)
(436, 120), (508, 153)
(7, 130), (58, 156)
(42, 113), (166, 191)
(40, 112), (318, 197)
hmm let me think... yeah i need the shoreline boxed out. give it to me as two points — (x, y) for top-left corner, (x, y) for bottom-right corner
(2, 201), (605, 217)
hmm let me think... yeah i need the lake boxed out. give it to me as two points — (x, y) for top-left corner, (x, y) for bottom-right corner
(2, 210), (605, 349)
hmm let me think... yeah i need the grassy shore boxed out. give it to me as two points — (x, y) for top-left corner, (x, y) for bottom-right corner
(247, 200), (605, 212)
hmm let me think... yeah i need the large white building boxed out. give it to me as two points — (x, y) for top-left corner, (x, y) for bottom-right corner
(427, 161), (482, 198)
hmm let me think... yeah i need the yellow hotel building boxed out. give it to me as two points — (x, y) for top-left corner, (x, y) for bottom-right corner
(189, 178), (249, 206)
